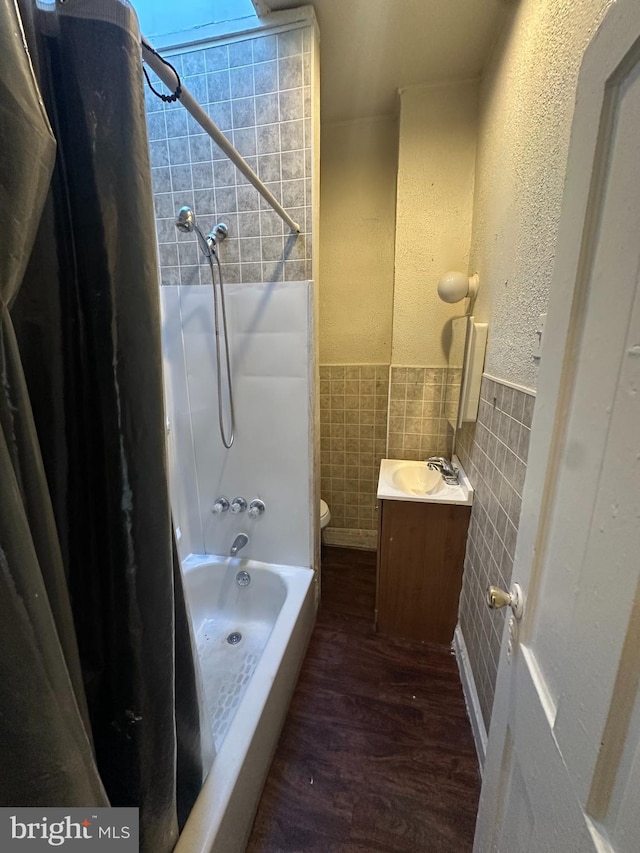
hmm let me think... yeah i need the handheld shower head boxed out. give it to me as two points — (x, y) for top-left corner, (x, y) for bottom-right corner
(175, 206), (212, 256)
(175, 205), (196, 233)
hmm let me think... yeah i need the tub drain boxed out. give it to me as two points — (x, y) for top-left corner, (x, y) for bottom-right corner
(227, 631), (242, 645)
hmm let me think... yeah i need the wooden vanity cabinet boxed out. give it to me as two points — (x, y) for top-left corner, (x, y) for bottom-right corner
(375, 499), (471, 645)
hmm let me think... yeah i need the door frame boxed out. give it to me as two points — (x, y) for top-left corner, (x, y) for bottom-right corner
(475, 0), (640, 845)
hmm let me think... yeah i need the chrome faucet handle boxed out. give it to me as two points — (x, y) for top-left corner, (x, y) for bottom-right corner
(230, 497), (247, 514)
(212, 497), (230, 515)
(426, 456), (451, 471)
(426, 457), (459, 484)
(248, 499), (265, 519)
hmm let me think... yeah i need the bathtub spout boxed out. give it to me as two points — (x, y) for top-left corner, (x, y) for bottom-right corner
(230, 533), (249, 556)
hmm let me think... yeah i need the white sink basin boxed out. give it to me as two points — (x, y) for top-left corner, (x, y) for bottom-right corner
(390, 462), (443, 496)
(377, 457), (474, 506)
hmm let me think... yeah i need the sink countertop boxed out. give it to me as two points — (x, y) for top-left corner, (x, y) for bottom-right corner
(376, 456), (474, 506)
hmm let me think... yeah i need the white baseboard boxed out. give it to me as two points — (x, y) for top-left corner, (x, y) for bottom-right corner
(452, 624), (487, 773)
(322, 528), (377, 550)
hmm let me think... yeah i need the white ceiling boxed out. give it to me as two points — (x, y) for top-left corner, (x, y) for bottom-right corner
(263, 0), (510, 122)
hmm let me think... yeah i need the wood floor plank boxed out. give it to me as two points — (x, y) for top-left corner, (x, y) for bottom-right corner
(246, 546), (480, 853)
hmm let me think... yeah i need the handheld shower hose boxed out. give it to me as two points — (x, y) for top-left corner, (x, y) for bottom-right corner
(175, 206), (235, 449)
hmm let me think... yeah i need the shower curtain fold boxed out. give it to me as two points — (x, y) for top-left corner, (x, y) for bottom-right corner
(0, 0), (107, 809)
(1, 0), (209, 849)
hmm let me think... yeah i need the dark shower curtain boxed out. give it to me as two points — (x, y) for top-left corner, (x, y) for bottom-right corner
(1, 1), (206, 849)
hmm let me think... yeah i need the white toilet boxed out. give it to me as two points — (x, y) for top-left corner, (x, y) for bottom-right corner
(320, 499), (331, 529)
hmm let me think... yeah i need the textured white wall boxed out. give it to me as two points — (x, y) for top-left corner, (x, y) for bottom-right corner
(392, 81), (478, 366)
(471, 0), (614, 389)
(319, 116), (398, 363)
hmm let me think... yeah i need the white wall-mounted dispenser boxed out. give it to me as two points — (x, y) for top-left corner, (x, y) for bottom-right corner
(458, 318), (488, 425)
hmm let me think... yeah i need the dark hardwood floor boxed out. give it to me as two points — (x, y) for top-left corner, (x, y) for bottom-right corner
(246, 546), (481, 853)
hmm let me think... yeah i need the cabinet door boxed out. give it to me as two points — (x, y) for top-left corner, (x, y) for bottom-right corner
(377, 499), (470, 644)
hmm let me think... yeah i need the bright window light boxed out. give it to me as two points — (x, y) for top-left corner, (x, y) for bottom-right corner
(133, 0), (258, 39)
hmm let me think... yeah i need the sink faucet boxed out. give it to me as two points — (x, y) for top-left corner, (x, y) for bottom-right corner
(230, 533), (249, 557)
(426, 457), (459, 484)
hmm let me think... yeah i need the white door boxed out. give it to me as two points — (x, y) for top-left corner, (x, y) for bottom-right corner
(474, 2), (640, 851)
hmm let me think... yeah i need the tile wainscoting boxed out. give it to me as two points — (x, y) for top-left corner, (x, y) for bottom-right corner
(455, 375), (535, 732)
(387, 366), (460, 461)
(319, 363), (461, 548)
(319, 365), (388, 548)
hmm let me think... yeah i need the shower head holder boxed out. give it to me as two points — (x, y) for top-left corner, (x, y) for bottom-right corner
(211, 222), (228, 242)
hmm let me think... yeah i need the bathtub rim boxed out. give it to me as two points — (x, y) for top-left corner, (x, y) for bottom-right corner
(175, 554), (316, 853)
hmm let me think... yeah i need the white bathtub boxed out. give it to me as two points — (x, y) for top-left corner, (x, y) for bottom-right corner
(174, 555), (316, 853)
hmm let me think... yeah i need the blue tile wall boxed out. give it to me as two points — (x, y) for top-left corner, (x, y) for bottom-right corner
(456, 376), (535, 731)
(145, 28), (313, 286)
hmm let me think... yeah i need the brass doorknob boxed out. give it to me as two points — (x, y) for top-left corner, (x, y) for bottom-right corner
(486, 583), (524, 619)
